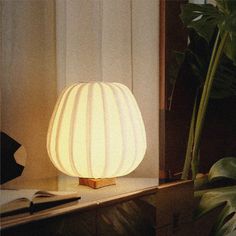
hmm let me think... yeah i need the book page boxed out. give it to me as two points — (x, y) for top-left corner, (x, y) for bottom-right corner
(33, 190), (80, 204)
(0, 190), (39, 215)
(34, 190), (78, 197)
(0, 189), (39, 205)
(0, 189), (80, 216)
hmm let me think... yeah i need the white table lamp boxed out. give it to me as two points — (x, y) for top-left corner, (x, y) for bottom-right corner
(47, 82), (146, 188)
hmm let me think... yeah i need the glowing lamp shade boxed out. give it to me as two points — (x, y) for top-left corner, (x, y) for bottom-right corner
(47, 82), (146, 178)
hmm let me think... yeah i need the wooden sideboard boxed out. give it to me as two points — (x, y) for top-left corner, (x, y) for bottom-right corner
(1, 177), (193, 236)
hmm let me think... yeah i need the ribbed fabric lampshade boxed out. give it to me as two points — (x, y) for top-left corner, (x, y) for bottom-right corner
(47, 82), (146, 178)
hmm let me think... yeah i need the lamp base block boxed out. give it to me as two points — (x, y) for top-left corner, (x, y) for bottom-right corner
(79, 178), (116, 189)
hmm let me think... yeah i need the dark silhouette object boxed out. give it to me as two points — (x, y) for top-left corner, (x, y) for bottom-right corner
(1, 132), (25, 184)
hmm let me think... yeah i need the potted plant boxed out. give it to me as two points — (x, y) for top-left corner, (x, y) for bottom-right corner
(175, 0), (236, 180)
(172, 0), (236, 235)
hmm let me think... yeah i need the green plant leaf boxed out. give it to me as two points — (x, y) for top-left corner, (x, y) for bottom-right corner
(215, 0), (236, 14)
(174, 30), (236, 99)
(195, 186), (236, 236)
(215, 1), (236, 64)
(182, 94), (198, 180)
(181, 2), (236, 64)
(209, 157), (236, 182)
(195, 158), (236, 235)
(223, 12), (236, 64)
(224, 34), (236, 64)
(168, 51), (186, 110)
(211, 55), (236, 98)
(180, 3), (224, 42)
(168, 51), (185, 86)
(194, 174), (210, 191)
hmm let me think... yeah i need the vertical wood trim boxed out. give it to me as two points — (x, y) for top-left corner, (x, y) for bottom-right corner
(159, 0), (166, 111)
(159, 0), (188, 179)
(159, 0), (166, 179)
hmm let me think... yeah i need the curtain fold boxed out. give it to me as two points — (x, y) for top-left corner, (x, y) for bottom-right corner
(1, 0), (58, 181)
(56, 0), (159, 178)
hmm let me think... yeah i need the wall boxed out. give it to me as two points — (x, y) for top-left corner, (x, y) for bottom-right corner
(1, 0), (159, 182)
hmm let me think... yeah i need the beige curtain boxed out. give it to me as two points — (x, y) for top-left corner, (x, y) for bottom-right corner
(56, 0), (160, 178)
(1, 0), (159, 183)
(1, 0), (58, 182)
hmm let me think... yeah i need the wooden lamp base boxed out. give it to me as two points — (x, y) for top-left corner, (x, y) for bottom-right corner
(79, 178), (116, 189)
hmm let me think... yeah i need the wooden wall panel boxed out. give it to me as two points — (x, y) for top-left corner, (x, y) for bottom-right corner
(159, 0), (188, 179)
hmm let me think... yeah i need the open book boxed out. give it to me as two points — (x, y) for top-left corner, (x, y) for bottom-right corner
(0, 189), (80, 217)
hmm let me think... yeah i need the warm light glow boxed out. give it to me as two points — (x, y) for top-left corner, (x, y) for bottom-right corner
(47, 82), (146, 178)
